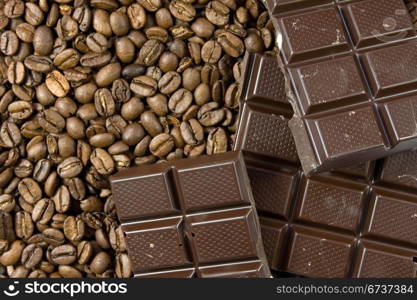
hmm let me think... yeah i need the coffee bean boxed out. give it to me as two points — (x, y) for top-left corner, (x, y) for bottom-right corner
(46, 70), (70, 97)
(90, 251), (111, 274)
(80, 51), (112, 68)
(138, 40), (164, 66)
(33, 26), (53, 55)
(138, 0), (161, 12)
(53, 49), (80, 70)
(245, 32), (265, 53)
(7, 61), (25, 84)
(182, 68), (201, 91)
(21, 244), (42, 269)
(86, 33), (108, 53)
(130, 75), (158, 97)
(147, 94), (168, 116)
(0, 194), (15, 213)
(149, 133), (174, 157)
(218, 32), (244, 57)
(33, 159), (52, 182)
(55, 97), (77, 118)
(95, 62), (121, 87)
(115, 253), (132, 278)
(18, 178), (42, 204)
(201, 41), (222, 64)
(15, 211), (34, 239)
(51, 244), (77, 265)
(24, 55), (53, 73)
(198, 102), (225, 126)
(8, 101), (33, 120)
(206, 1), (230, 26)
(90, 148), (114, 175)
(53, 185), (71, 213)
(207, 127), (228, 154)
(4, 0), (25, 19)
(112, 79), (131, 103)
(158, 71), (181, 94)
(0, 31), (19, 55)
(169, 88), (193, 114)
(38, 109), (66, 134)
(32, 198), (54, 225)
(127, 3), (146, 30)
(94, 88), (116, 117)
(58, 265), (82, 278)
(25, 3), (44, 26)
(64, 177), (86, 201)
(57, 157), (83, 179)
(192, 17), (215, 39)
(169, 1), (196, 22)
(77, 241), (93, 265)
(180, 119), (204, 145)
(0, 121), (22, 147)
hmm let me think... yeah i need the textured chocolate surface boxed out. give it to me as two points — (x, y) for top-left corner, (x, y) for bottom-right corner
(110, 152), (271, 278)
(235, 52), (417, 278)
(266, 0), (417, 174)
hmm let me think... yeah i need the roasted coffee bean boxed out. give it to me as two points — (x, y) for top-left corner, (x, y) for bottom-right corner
(169, 1), (196, 22)
(180, 119), (204, 145)
(121, 64), (146, 80)
(115, 253), (131, 278)
(53, 185), (71, 213)
(80, 51), (112, 68)
(149, 133), (174, 157)
(206, 1), (230, 26)
(53, 49), (80, 70)
(86, 33), (108, 53)
(0, 31), (19, 55)
(147, 94), (168, 116)
(182, 68), (201, 91)
(7, 61), (25, 84)
(90, 251), (111, 274)
(207, 127), (228, 154)
(191, 18), (215, 39)
(33, 26), (53, 56)
(33, 159), (52, 182)
(95, 62), (121, 87)
(25, 55), (53, 73)
(94, 88), (116, 117)
(201, 40), (222, 64)
(0, 194), (15, 213)
(51, 244), (77, 265)
(137, 40), (164, 66)
(218, 32), (244, 57)
(46, 70), (70, 97)
(42, 228), (64, 247)
(169, 89), (193, 115)
(21, 244), (42, 269)
(0, 121), (22, 147)
(8, 101), (33, 120)
(18, 178), (42, 205)
(158, 71), (181, 94)
(57, 157), (83, 179)
(198, 102), (225, 126)
(76, 241), (92, 265)
(15, 211), (34, 239)
(64, 177), (86, 201)
(90, 148), (114, 175)
(128, 3), (146, 30)
(38, 109), (66, 134)
(140, 111), (163, 137)
(55, 97), (77, 118)
(130, 75), (157, 97)
(32, 198), (54, 225)
(112, 79), (131, 103)
(58, 265), (82, 278)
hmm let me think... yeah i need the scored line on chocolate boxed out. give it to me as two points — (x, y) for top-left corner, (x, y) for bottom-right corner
(235, 52), (417, 278)
(110, 152), (271, 278)
(265, 0), (417, 173)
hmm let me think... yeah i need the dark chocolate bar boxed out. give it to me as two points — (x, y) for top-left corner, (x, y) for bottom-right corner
(235, 52), (417, 278)
(266, 0), (417, 174)
(110, 152), (271, 278)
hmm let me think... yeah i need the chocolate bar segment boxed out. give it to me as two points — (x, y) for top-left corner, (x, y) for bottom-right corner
(110, 152), (271, 278)
(267, 0), (417, 174)
(236, 52), (417, 277)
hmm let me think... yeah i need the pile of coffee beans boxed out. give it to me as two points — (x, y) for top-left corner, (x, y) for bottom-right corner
(0, 0), (275, 278)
